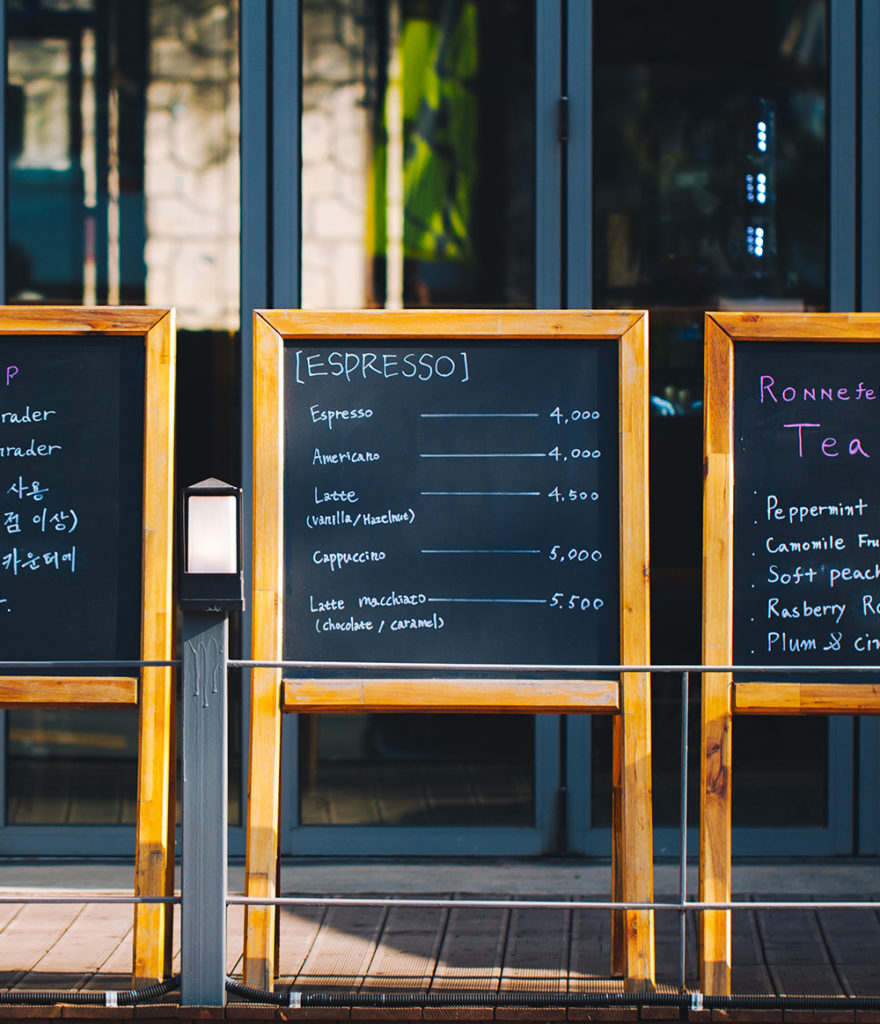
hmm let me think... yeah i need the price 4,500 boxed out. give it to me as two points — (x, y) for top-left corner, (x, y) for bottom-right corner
(548, 487), (599, 502)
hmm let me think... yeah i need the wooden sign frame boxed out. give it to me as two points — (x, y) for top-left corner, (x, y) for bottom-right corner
(701, 312), (880, 995)
(0, 307), (176, 985)
(246, 308), (654, 991)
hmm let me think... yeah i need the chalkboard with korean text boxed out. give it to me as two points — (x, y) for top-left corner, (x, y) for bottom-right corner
(0, 309), (175, 676)
(0, 308), (177, 989)
(0, 336), (143, 660)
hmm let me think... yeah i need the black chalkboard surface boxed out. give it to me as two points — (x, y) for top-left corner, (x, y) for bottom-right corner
(284, 338), (620, 666)
(0, 336), (144, 662)
(734, 340), (880, 668)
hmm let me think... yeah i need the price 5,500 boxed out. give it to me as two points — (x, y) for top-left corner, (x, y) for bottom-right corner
(549, 593), (604, 611)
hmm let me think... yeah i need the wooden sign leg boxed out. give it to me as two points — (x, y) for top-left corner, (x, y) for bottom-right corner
(610, 713), (625, 976)
(133, 311), (176, 985)
(620, 670), (655, 991)
(616, 314), (653, 990)
(133, 663), (176, 985)
(244, 665), (283, 991)
(699, 670), (732, 995)
(700, 314), (733, 995)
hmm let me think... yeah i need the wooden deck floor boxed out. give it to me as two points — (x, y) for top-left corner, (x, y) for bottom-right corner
(2, 887), (880, 1019)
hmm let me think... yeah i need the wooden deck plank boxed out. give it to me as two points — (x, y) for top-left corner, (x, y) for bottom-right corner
(568, 906), (624, 993)
(276, 906), (327, 983)
(768, 964), (845, 997)
(755, 909), (832, 966)
(500, 907), (571, 993)
(0, 903), (83, 989)
(835, 965), (880, 997)
(728, 904), (774, 995)
(753, 905), (843, 998)
(816, 906), (880, 966)
(29, 903), (132, 990)
(4, 887), (880, 1006)
(732, 909), (769, 967)
(226, 905), (245, 976)
(81, 918), (133, 988)
(730, 963), (777, 996)
(361, 905), (446, 989)
(168, 900), (181, 979)
(431, 904), (508, 991)
(815, 905), (880, 998)
(294, 905), (386, 989)
(651, 906), (700, 990)
(0, 902), (24, 932)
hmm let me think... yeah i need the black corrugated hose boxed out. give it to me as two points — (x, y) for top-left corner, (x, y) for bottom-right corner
(0, 976), (179, 1006)
(224, 979), (880, 1012)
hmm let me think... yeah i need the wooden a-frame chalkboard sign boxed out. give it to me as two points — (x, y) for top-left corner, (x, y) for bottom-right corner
(701, 312), (880, 996)
(0, 307), (175, 986)
(245, 309), (655, 992)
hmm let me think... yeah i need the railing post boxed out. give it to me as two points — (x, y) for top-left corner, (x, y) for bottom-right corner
(181, 611), (229, 1007)
(679, 670), (690, 992)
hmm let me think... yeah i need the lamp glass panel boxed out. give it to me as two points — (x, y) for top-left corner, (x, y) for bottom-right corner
(187, 494), (237, 574)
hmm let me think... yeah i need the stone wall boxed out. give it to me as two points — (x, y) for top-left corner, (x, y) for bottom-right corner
(301, 0), (371, 309)
(145, 0), (240, 330)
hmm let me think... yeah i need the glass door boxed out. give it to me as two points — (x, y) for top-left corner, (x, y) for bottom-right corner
(570, 0), (854, 856)
(2, 0), (241, 854)
(284, 0), (562, 855)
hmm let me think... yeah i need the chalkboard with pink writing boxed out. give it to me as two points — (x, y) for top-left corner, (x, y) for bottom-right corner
(0, 336), (144, 663)
(734, 341), (880, 667)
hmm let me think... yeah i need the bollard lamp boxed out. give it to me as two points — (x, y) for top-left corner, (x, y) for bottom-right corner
(179, 478), (245, 611)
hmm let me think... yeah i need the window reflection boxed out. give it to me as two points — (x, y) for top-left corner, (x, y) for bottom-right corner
(7, 0), (239, 320)
(594, 0), (827, 412)
(302, 0), (534, 309)
(5, 0), (241, 827)
(299, 0), (536, 830)
(592, 0), (830, 832)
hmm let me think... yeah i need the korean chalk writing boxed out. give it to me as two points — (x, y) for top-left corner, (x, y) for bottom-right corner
(0, 337), (144, 662)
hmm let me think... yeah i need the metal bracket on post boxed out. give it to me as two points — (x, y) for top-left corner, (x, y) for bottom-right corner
(181, 610), (229, 1007)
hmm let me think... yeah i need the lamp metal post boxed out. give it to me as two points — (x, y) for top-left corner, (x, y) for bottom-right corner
(179, 479), (244, 1007)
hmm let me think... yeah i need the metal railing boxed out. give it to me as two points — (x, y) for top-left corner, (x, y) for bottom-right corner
(228, 660), (880, 998)
(2, 654), (880, 1009)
